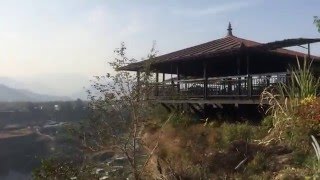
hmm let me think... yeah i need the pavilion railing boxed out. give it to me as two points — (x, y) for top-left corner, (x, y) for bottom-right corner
(149, 72), (289, 100)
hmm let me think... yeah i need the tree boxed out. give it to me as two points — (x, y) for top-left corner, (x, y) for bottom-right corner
(314, 16), (320, 32)
(84, 42), (159, 179)
(33, 42), (160, 179)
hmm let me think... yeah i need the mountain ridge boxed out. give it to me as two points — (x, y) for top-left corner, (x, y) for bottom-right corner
(0, 84), (72, 102)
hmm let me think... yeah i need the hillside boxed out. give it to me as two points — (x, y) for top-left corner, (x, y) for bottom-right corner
(0, 84), (71, 102)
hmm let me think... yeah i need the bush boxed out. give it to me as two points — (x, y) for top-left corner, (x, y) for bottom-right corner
(214, 122), (265, 149)
(275, 99), (320, 150)
(32, 159), (74, 180)
(246, 152), (268, 174)
(260, 57), (320, 146)
(170, 111), (193, 127)
(261, 116), (274, 130)
(147, 104), (171, 123)
(242, 152), (272, 179)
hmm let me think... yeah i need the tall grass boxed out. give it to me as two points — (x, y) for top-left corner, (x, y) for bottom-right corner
(281, 58), (319, 104)
(260, 57), (319, 143)
(311, 135), (320, 178)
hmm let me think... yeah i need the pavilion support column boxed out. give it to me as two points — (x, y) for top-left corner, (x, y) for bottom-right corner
(203, 61), (208, 99)
(155, 72), (159, 96)
(266, 75), (271, 87)
(136, 71), (141, 100)
(246, 54), (250, 75)
(162, 73), (165, 83)
(162, 73), (165, 97)
(137, 71), (141, 84)
(308, 43), (311, 60)
(237, 57), (241, 96)
(170, 64), (173, 96)
(227, 78), (232, 95)
(246, 55), (252, 97)
(237, 57), (241, 75)
(176, 65), (180, 94)
(170, 64), (173, 84)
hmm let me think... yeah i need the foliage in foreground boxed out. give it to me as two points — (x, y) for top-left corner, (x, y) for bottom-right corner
(140, 56), (320, 179)
(143, 115), (292, 179)
(32, 31), (320, 179)
(260, 57), (319, 144)
(33, 42), (162, 180)
(315, 16), (320, 32)
(259, 57), (320, 178)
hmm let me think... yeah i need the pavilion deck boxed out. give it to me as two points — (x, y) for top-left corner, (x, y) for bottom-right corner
(149, 72), (289, 105)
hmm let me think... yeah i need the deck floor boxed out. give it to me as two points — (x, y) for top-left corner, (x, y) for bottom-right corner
(153, 98), (265, 105)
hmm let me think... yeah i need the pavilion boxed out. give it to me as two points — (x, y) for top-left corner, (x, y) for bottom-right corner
(119, 23), (320, 112)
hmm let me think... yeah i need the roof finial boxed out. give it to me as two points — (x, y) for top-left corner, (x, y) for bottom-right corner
(227, 22), (233, 36)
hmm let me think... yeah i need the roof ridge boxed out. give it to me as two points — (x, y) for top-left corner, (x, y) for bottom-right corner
(228, 35), (262, 47)
(157, 36), (238, 57)
(119, 35), (320, 71)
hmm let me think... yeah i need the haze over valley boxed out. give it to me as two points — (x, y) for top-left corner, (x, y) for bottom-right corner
(0, 73), (91, 101)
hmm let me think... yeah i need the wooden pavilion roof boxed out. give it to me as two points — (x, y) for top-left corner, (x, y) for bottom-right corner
(119, 24), (320, 71)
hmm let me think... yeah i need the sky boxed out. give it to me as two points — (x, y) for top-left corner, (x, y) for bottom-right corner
(0, 0), (319, 96)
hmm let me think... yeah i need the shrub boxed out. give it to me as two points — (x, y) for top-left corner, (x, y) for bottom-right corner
(32, 159), (99, 180)
(310, 135), (320, 178)
(147, 104), (170, 123)
(261, 116), (274, 130)
(260, 57), (320, 144)
(245, 152), (268, 175)
(279, 99), (320, 150)
(212, 122), (265, 150)
(170, 111), (193, 127)
(292, 150), (311, 166)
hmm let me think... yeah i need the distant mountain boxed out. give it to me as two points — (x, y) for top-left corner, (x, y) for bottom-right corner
(70, 88), (89, 101)
(0, 84), (71, 102)
(0, 77), (29, 90)
(0, 74), (91, 100)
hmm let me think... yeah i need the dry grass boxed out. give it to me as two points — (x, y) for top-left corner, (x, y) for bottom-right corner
(260, 57), (320, 145)
(142, 120), (294, 179)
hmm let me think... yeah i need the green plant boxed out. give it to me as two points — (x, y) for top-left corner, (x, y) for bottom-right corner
(148, 104), (170, 123)
(170, 111), (192, 127)
(260, 57), (320, 143)
(311, 135), (320, 178)
(245, 152), (268, 175)
(212, 122), (262, 149)
(32, 159), (99, 180)
(261, 116), (274, 130)
(311, 136), (320, 162)
(314, 16), (320, 33)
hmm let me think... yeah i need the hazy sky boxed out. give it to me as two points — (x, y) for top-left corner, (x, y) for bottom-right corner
(0, 0), (319, 95)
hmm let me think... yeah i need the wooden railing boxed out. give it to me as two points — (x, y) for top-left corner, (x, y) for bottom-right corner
(150, 72), (289, 100)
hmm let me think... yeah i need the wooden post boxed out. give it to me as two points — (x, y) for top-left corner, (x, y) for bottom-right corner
(246, 55), (252, 97)
(176, 65), (180, 93)
(170, 64), (173, 84)
(248, 75), (252, 97)
(162, 73), (165, 83)
(155, 72), (159, 96)
(137, 71), (141, 100)
(246, 55), (250, 75)
(203, 61), (208, 99)
(227, 78), (232, 95)
(266, 75), (270, 87)
(137, 71), (140, 86)
(237, 57), (241, 96)
(308, 43), (311, 60)
(237, 57), (241, 75)
(162, 73), (165, 96)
